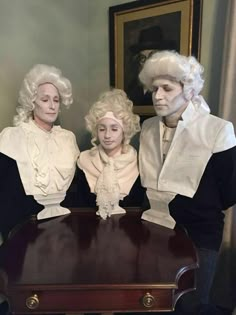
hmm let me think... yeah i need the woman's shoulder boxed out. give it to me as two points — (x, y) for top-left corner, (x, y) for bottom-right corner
(0, 125), (22, 136)
(53, 125), (76, 137)
(0, 126), (25, 150)
(52, 126), (79, 152)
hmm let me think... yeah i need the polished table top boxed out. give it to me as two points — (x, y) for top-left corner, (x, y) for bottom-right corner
(0, 208), (198, 314)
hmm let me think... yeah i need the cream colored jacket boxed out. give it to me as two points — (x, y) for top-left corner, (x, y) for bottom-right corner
(139, 99), (236, 199)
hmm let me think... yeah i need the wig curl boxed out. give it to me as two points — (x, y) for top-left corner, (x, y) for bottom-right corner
(139, 50), (204, 100)
(85, 89), (140, 152)
(14, 64), (73, 126)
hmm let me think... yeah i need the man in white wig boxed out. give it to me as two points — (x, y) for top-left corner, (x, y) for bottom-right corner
(138, 50), (236, 314)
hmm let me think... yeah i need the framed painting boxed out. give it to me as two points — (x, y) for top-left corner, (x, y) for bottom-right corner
(109, 0), (202, 116)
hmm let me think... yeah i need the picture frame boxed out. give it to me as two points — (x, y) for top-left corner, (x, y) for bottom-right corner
(109, 0), (202, 116)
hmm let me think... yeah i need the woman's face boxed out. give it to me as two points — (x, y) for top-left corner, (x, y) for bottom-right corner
(33, 83), (60, 131)
(97, 117), (124, 157)
(152, 78), (187, 118)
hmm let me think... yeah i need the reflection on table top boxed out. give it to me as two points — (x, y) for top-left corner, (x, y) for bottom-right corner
(0, 208), (198, 288)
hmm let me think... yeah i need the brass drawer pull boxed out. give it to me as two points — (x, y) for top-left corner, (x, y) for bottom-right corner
(26, 294), (39, 310)
(142, 292), (156, 308)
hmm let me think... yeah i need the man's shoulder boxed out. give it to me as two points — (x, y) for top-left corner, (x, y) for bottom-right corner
(142, 116), (159, 129)
(200, 113), (234, 133)
(206, 113), (231, 124)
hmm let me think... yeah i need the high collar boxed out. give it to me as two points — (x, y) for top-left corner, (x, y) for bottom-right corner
(181, 96), (210, 122)
(23, 119), (60, 136)
(158, 97), (210, 130)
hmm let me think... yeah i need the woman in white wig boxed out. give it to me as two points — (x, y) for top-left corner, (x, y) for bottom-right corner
(0, 64), (79, 221)
(138, 50), (236, 314)
(77, 88), (144, 219)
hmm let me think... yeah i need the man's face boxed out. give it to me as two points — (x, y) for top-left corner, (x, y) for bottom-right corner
(152, 77), (187, 118)
(33, 83), (60, 131)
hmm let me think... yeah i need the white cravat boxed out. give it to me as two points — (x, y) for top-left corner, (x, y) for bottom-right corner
(78, 145), (139, 219)
(162, 125), (176, 163)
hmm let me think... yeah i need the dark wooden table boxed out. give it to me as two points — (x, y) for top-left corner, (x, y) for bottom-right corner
(0, 208), (198, 314)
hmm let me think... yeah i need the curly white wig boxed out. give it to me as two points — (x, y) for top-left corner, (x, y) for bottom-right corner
(14, 64), (73, 126)
(139, 50), (204, 100)
(85, 89), (140, 152)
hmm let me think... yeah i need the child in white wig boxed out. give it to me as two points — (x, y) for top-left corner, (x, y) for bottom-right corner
(77, 88), (144, 219)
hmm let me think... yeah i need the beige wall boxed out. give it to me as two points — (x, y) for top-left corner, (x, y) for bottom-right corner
(200, 0), (228, 114)
(0, 0), (229, 149)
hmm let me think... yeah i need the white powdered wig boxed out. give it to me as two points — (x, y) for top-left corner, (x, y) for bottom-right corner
(85, 88), (140, 152)
(14, 64), (72, 126)
(139, 50), (204, 100)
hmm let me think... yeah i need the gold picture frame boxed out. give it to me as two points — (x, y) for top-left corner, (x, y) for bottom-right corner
(109, 0), (202, 117)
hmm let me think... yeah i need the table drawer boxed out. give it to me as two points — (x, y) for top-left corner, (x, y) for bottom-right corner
(9, 288), (175, 314)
